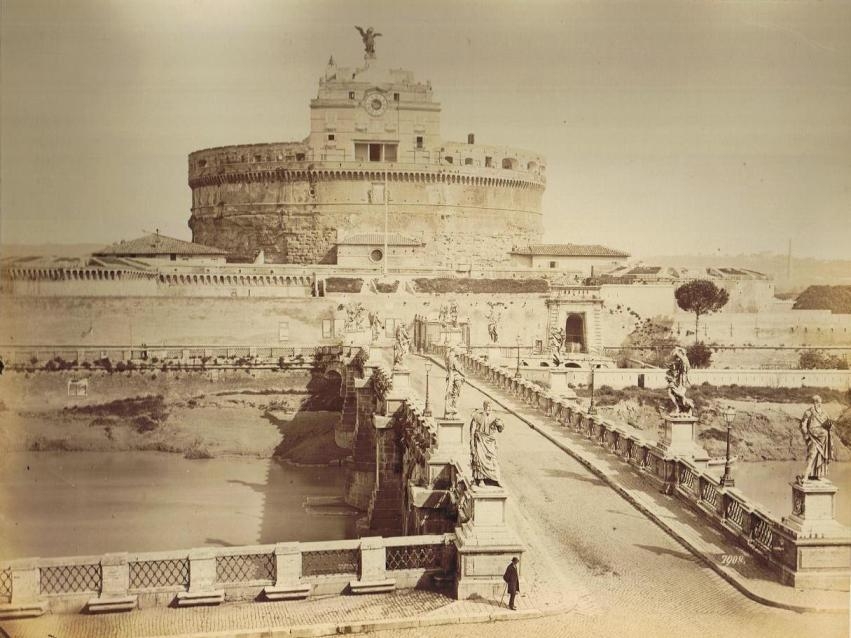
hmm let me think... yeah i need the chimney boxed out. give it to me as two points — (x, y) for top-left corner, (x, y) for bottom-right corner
(467, 133), (475, 144)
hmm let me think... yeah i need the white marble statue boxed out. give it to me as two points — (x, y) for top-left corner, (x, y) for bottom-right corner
(470, 400), (505, 486)
(444, 345), (465, 417)
(799, 395), (834, 482)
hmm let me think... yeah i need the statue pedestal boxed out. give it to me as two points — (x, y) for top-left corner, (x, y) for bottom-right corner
(656, 414), (709, 465)
(453, 486), (524, 600)
(782, 480), (847, 538)
(776, 479), (851, 590)
(385, 368), (410, 413)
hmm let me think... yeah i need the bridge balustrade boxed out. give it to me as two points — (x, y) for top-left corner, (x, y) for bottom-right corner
(0, 534), (456, 617)
(454, 350), (831, 587)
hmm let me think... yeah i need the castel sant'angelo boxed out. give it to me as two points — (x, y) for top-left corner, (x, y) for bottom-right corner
(187, 29), (546, 267)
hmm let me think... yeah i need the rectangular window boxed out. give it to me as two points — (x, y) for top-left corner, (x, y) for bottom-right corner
(278, 321), (289, 342)
(327, 133), (335, 141)
(485, 156), (493, 168)
(348, 91), (355, 99)
(384, 144), (397, 162)
(369, 143), (382, 161)
(355, 143), (369, 161)
(549, 261), (557, 269)
(322, 319), (333, 338)
(393, 92), (400, 101)
(416, 136), (423, 149)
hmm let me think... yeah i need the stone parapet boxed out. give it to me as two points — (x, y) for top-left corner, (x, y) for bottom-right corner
(0, 535), (456, 618)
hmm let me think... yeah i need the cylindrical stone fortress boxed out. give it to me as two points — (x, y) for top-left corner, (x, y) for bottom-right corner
(188, 54), (546, 267)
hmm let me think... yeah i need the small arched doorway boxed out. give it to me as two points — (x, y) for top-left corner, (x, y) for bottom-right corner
(565, 313), (586, 353)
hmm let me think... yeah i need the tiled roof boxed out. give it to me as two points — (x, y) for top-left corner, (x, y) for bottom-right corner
(337, 233), (422, 247)
(599, 264), (768, 281)
(511, 243), (630, 258)
(94, 234), (228, 257)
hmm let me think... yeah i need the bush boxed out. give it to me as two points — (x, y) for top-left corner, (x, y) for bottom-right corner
(132, 415), (158, 433)
(799, 350), (849, 370)
(411, 278), (549, 294)
(115, 361), (127, 373)
(372, 279), (400, 293)
(184, 439), (213, 460)
(687, 342), (713, 369)
(794, 286), (851, 313)
(325, 277), (364, 293)
(96, 357), (113, 373)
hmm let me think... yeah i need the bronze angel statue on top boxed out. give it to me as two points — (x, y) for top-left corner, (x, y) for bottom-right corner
(355, 26), (382, 57)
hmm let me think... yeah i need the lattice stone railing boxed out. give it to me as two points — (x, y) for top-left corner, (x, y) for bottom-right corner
(0, 568), (11, 602)
(1, 534), (457, 616)
(215, 552), (275, 585)
(301, 548), (360, 577)
(129, 558), (190, 590)
(40, 563), (101, 595)
(386, 544), (445, 571)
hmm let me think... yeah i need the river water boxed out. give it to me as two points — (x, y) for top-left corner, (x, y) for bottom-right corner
(709, 461), (851, 527)
(0, 452), (355, 560)
(1, 452), (848, 561)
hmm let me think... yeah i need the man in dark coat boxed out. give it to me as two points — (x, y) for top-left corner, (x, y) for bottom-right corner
(503, 557), (520, 610)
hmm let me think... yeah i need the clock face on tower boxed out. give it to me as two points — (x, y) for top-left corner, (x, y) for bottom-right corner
(363, 91), (387, 117)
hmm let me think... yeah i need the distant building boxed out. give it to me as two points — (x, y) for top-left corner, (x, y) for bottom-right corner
(93, 233), (228, 265)
(594, 264), (776, 314)
(510, 243), (629, 275)
(336, 232), (424, 269)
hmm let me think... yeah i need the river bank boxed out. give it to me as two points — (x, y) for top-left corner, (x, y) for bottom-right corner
(579, 385), (851, 462)
(0, 369), (348, 465)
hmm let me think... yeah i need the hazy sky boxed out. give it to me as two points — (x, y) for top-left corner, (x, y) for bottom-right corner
(2, 0), (850, 259)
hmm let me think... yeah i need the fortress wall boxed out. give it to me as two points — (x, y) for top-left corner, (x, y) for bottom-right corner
(0, 293), (551, 350)
(188, 159), (544, 266)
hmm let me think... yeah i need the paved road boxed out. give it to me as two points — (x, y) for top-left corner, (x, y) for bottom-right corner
(398, 355), (848, 638)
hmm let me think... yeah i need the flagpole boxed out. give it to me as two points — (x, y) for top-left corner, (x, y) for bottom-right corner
(383, 169), (389, 277)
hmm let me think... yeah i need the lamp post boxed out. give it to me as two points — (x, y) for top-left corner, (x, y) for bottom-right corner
(720, 405), (736, 487)
(588, 364), (598, 415)
(514, 336), (522, 379)
(424, 361), (432, 417)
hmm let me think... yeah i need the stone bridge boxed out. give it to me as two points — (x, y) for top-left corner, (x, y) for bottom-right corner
(2, 341), (850, 628)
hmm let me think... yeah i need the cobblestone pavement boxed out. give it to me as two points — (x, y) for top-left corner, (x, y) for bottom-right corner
(0, 589), (532, 638)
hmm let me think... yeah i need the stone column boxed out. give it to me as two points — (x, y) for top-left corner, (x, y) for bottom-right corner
(0, 559), (47, 619)
(175, 549), (224, 606)
(264, 542), (311, 600)
(350, 537), (395, 594)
